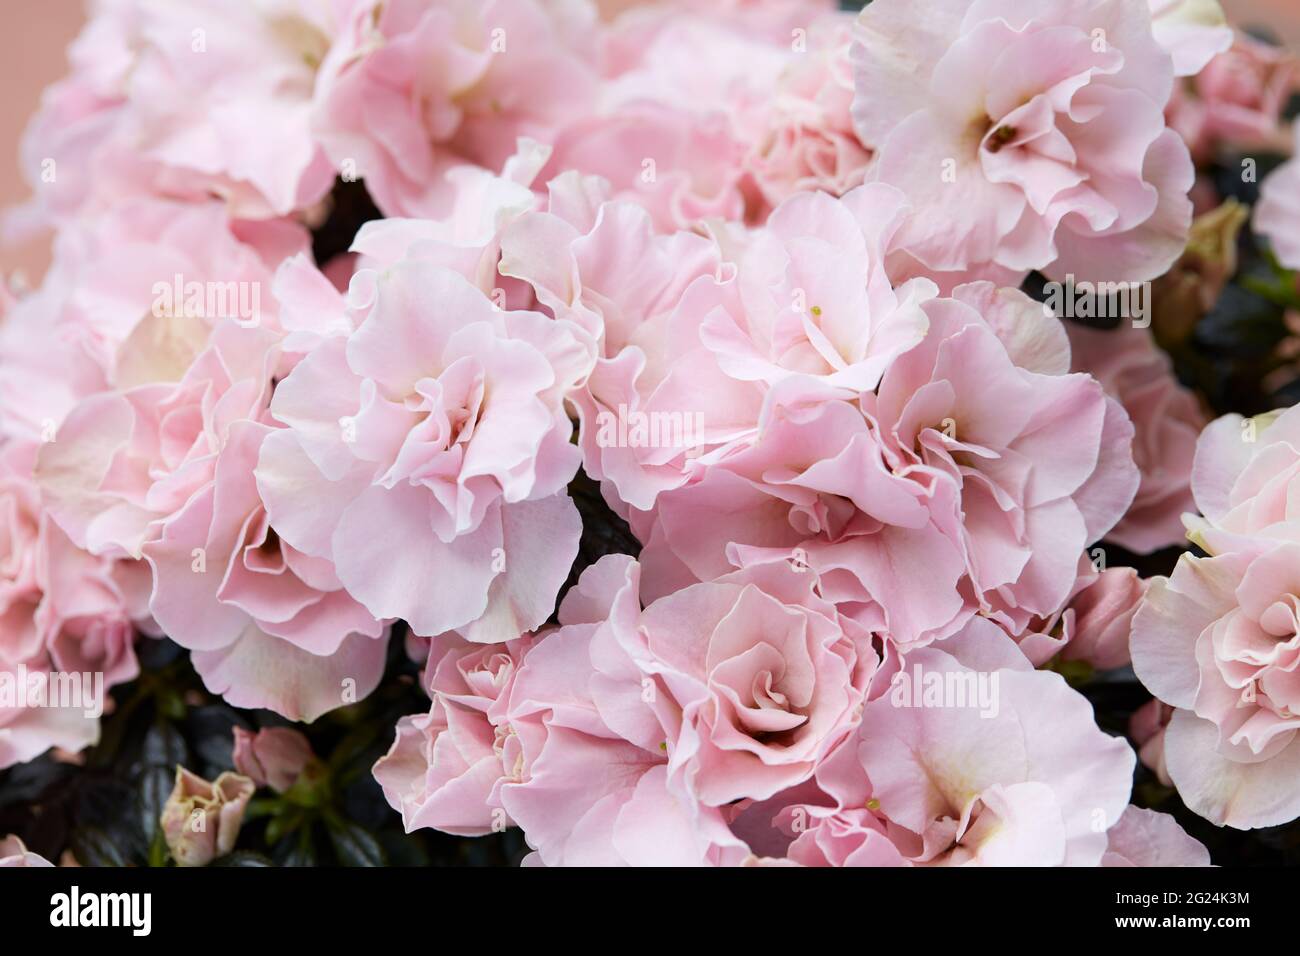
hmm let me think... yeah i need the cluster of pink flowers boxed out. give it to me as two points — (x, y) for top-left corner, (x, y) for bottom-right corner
(7, 0), (1300, 866)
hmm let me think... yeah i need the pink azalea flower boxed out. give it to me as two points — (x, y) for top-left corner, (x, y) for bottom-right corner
(1147, 0), (1232, 77)
(1133, 542), (1300, 828)
(1188, 404), (1300, 548)
(538, 104), (751, 234)
(1255, 125), (1300, 270)
(10, 0), (341, 232)
(501, 176), (732, 512)
(1167, 31), (1296, 162)
(785, 619), (1136, 866)
(312, 0), (598, 218)
(36, 156), (592, 720)
(145, 418), (389, 721)
(0, 278), (107, 446)
(34, 306), (385, 720)
(502, 182), (933, 515)
(25, 198), (306, 389)
(256, 234), (590, 643)
(347, 137), (553, 309)
(1133, 405), (1300, 826)
(0, 441), (144, 769)
(373, 555), (725, 862)
(850, 0), (1195, 283)
(743, 17), (872, 219)
(501, 555), (874, 865)
(546, 12), (782, 231)
(698, 185), (934, 393)
(1067, 322), (1205, 554)
(552, 6), (869, 230)
(868, 284), (1138, 633)
(374, 631), (538, 835)
(37, 321), (284, 561)
(1101, 805), (1210, 865)
(634, 281), (1138, 644)
(377, 554), (878, 865)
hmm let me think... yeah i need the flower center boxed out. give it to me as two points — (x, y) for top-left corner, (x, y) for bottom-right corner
(986, 124), (1017, 154)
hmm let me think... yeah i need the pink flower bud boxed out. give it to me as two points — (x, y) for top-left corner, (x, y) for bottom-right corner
(232, 726), (315, 793)
(160, 767), (254, 867)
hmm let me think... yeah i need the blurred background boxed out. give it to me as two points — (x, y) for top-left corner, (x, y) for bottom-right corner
(1, 0), (1298, 281)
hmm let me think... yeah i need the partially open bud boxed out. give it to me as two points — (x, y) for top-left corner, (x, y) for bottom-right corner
(1130, 699), (1174, 788)
(232, 726), (315, 793)
(160, 767), (255, 867)
(1059, 567), (1147, 672)
(1184, 32), (1296, 162)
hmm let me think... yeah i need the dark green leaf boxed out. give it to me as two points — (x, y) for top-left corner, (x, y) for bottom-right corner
(137, 764), (174, 840)
(69, 826), (135, 867)
(1196, 284), (1287, 360)
(142, 720), (189, 768)
(187, 704), (251, 774)
(0, 755), (75, 808)
(214, 851), (275, 867)
(273, 831), (318, 867)
(328, 821), (386, 867)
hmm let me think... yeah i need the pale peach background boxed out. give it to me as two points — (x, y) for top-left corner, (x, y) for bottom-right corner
(0, 0), (1298, 279)
(0, 1), (84, 280)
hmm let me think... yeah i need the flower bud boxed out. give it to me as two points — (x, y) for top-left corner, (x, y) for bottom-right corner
(232, 726), (315, 793)
(160, 767), (255, 867)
